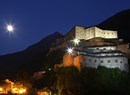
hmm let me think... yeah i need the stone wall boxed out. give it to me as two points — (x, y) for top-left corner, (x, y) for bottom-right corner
(81, 56), (129, 72)
(117, 44), (130, 55)
(86, 46), (117, 52)
(75, 26), (86, 40)
(85, 27), (95, 40)
(74, 55), (82, 71)
(75, 26), (118, 40)
(95, 27), (118, 39)
(63, 54), (74, 67)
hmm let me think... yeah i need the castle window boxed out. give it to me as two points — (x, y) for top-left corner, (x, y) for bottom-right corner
(101, 60), (103, 63)
(94, 60), (97, 63)
(120, 61), (122, 63)
(97, 48), (99, 50)
(115, 60), (118, 62)
(89, 59), (91, 62)
(103, 48), (106, 50)
(108, 60), (110, 63)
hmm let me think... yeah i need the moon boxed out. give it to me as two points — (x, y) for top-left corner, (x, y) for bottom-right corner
(7, 24), (14, 32)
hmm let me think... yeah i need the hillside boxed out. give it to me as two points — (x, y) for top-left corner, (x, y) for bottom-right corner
(0, 32), (63, 76)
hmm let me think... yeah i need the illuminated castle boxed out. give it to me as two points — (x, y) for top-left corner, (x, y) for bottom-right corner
(63, 26), (129, 72)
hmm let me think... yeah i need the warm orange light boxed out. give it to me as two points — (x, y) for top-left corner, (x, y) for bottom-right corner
(12, 87), (19, 93)
(11, 87), (26, 94)
(0, 87), (3, 91)
(19, 88), (26, 94)
(0, 79), (27, 94)
(73, 38), (80, 46)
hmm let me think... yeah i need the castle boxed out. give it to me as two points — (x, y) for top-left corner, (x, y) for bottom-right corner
(63, 26), (130, 72)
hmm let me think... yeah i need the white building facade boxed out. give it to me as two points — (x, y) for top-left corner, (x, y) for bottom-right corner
(79, 46), (129, 72)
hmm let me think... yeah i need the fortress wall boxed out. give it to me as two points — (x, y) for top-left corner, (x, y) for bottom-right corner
(75, 26), (118, 40)
(85, 27), (95, 40)
(63, 54), (74, 67)
(75, 26), (86, 40)
(81, 56), (128, 72)
(74, 55), (83, 71)
(99, 57), (128, 72)
(102, 30), (118, 39)
(94, 27), (118, 39)
(87, 46), (117, 51)
(82, 56), (99, 68)
(117, 44), (130, 54)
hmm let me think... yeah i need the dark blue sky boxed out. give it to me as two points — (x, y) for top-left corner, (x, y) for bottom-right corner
(0, 0), (130, 55)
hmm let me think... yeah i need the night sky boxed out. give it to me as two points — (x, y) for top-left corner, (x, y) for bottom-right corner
(0, 0), (130, 55)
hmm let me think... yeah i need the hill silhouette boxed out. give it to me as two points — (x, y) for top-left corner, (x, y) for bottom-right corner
(0, 32), (63, 77)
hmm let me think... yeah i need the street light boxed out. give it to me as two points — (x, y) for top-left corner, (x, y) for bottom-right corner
(72, 38), (80, 46)
(67, 47), (73, 54)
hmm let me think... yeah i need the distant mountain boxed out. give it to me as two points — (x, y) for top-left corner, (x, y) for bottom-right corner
(0, 32), (63, 77)
(97, 9), (130, 43)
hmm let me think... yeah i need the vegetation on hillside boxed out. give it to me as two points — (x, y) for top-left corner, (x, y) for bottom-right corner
(55, 66), (130, 95)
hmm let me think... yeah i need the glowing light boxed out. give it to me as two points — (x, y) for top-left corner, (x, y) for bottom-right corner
(19, 88), (26, 94)
(6, 24), (14, 32)
(73, 38), (80, 46)
(12, 88), (26, 94)
(0, 87), (3, 91)
(3, 79), (27, 95)
(67, 47), (73, 54)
